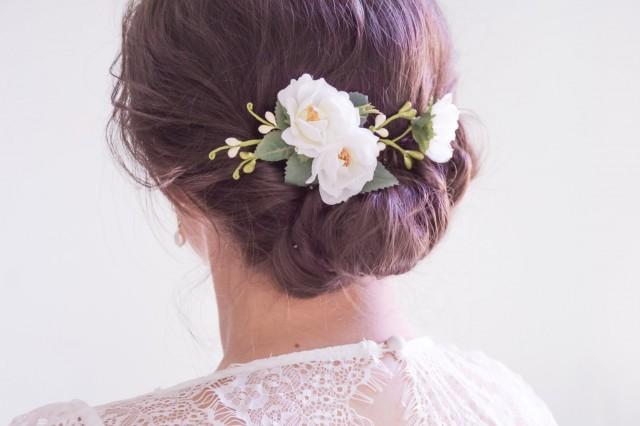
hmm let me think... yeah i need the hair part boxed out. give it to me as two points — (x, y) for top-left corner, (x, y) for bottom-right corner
(109, 0), (478, 298)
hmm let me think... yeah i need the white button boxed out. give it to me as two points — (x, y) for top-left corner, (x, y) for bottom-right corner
(385, 335), (406, 352)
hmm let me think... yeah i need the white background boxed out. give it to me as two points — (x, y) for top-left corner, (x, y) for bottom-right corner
(1, 1), (638, 424)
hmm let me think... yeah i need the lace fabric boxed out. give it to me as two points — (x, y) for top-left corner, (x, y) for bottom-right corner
(10, 336), (557, 426)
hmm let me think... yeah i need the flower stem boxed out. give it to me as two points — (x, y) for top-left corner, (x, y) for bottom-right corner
(208, 139), (261, 160)
(370, 113), (401, 131)
(376, 124), (412, 154)
(379, 132), (424, 170)
(232, 158), (255, 180)
(246, 103), (273, 127)
(358, 104), (379, 116)
(389, 125), (412, 143)
(239, 139), (262, 147)
(379, 138), (408, 155)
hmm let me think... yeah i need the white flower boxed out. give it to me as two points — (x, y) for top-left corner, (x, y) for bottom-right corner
(305, 127), (379, 205)
(426, 93), (460, 163)
(277, 73), (361, 158)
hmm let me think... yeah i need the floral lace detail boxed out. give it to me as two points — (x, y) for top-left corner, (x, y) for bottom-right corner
(92, 345), (394, 426)
(10, 337), (558, 426)
(211, 354), (392, 425)
(96, 377), (234, 425)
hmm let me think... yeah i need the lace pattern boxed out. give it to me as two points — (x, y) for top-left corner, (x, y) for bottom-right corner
(9, 399), (103, 426)
(211, 355), (392, 425)
(10, 336), (558, 426)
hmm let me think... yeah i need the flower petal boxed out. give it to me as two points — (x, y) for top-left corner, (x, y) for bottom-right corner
(265, 111), (277, 125)
(426, 138), (454, 163)
(258, 124), (275, 134)
(225, 137), (241, 146)
(375, 128), (389, 138)
(228, 146), (240, 158)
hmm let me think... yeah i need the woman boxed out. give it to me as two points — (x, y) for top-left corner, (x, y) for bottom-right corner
(12, 0), (557, 424)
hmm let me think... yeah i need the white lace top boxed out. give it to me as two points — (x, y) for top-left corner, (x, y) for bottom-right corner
(10, 336), (557, 425)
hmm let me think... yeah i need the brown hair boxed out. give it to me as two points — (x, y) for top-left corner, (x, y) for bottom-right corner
(109, 0), (478, 298)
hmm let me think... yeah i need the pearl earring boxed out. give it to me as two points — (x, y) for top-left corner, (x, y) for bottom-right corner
(174, 218), (186, 247)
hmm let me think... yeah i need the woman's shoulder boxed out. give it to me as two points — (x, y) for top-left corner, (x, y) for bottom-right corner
(9, 399), (103, 426)
(10, 336), (557, 426)
(407, 337), (558, 425)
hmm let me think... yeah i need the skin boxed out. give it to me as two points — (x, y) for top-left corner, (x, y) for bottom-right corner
(176, 203), (417, 371)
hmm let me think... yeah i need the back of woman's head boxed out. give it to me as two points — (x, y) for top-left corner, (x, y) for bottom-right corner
(110, 0), (478, 298)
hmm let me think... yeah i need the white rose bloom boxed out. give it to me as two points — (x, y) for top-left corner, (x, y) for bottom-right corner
(306, 127), (380, 205)
(277, 73), (361, 158)
(426, 93), (460, 163)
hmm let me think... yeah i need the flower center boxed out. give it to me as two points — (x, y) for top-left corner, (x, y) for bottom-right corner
(305, 105), (321, 121)
(338, 147), (352, 167)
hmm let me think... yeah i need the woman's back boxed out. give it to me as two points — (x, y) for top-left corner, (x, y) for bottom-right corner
(11, 336), (556, 425)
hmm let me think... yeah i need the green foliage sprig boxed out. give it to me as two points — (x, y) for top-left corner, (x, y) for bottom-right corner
(208, 93), (441, 193)
(356, 94), (438, 170)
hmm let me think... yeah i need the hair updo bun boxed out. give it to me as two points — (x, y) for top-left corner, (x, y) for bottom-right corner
(110, 0), (478, 298)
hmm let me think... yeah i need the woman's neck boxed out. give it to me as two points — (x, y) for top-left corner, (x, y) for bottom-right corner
(209, 245), (416, 371)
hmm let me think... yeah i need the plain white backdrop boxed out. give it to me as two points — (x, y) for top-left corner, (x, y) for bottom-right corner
(1, 1), (638, 424)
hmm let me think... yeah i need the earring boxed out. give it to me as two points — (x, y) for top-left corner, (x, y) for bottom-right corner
(174, 217), (186, 247)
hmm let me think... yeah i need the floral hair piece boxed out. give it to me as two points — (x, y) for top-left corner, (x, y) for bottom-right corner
(208, 73), (460, 205)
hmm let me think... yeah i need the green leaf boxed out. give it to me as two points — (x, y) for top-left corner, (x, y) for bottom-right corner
(361, 162), (400, 193)
(348, 91), (369, 107)
(275, 101), (290, 129)
(411, 113), (434, 154)
(284, 154), (313, 186)
(413, 113), (432, 129)
(351, 92), (373, 126)
(411, 125), (430, 153)
(255, 130), (294, 161)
